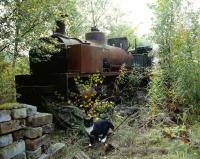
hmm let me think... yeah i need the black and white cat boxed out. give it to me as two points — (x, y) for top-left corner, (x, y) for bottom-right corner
(84, 118), (114, 146)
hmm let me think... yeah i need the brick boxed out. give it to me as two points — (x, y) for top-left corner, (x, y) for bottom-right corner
(25, 127), (42, 139)
(22, 104), (37, 117)
(12, 152), (26, 159)
(0, 134), (13, 148)
(41, 124), (54, 134)
(26, 135), (48, 151)
(48, 143), (65, 159)
(13, 129), (25, 141)
(12, 108), (27, 119)
(0, 110), (11, 122)
(0, 140), (25, 159)
(26, 146), (42, 159)
(0, 119), (26, 135)
(27, 113), (53, 127)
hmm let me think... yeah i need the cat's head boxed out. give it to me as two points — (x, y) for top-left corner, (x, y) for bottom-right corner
(84, 117), (94, 128)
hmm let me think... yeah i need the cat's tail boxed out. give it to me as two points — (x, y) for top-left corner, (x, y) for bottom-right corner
(109, 121), (114, 130)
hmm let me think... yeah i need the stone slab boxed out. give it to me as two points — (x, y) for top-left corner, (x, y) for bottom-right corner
(27, 113), (53, 127)
(48, 143), (65, 159)
(12, 108), (27, 119)
(0, 119), (26, 135)
(0, 134), (13, 148)
(26, 146), (42, 159)
(26, 135), (47, 151)
(13, 129), (25, 141)
(41, 124), (54, 134)
(71, 151), (91, 159)
(25, 127), (42, 139)
(0, 110), (11, 122)
(22, 104), (37, 117)
(12, 152), (26, 159)
(38, 154), (49, 159)
(0, 140), (25, 159)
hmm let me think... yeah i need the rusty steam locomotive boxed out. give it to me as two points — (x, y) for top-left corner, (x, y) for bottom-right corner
(15, 22), (136, 107)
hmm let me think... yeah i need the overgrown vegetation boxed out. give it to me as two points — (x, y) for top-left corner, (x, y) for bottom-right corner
(148, 0), (200, 116)
(69, 73), (114, 118)
(0, 0), (200, 158)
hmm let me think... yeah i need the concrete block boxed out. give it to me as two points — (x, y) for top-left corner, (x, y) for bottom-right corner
(22, 104), (37, 117)
(38, 154), (49, 159)
(25, 127), (42, 139)
(0, 134), (13, 148)
(0, 140), (25, 159)
(27, 113), (53, 127)
(12, 152), (27, 159)
(0, 119), (26, 135)
(0, 110), (11, 122)
(12, 108), (27, 119)
(26, 135), (47, 151)
(26, 146), (42, 159)
(41, 124), (54, 134)
(13, 129), (25, 141)
(48, 143), (65, 159)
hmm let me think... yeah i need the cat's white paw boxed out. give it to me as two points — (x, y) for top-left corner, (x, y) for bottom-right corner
(89, 144), (92, 147)
(101, 137), (107, 143)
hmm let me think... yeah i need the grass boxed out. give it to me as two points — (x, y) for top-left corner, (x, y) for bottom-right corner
(50, 113), (200, 159)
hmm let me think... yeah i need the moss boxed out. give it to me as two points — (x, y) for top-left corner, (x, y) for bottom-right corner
(0, 103), (23, 110)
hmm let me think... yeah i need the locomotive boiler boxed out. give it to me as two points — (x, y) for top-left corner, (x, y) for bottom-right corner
(15, 23), (133, 108)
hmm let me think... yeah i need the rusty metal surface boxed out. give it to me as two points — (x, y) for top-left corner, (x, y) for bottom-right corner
(53, 34), (82, 47)
(103, 46), (133, 70)
(68, 44), (103, 73)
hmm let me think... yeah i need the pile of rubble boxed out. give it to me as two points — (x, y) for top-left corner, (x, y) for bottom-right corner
(0, 103), (65, 159)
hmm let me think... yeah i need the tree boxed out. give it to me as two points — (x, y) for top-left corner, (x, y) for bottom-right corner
(148, 0), (200, 113)
(0, 0), (79, 103)
(0, 0), (81, 68)
(77, 0), (110, 30)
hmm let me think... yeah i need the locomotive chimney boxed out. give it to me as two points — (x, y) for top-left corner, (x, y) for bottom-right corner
(85, 26), (106, 45)
(54, 14), (68, 35)
(55, 20), (66, 35)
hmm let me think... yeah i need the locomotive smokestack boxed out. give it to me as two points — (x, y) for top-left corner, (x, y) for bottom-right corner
(54, 14), (68, 35)
(85, 27), (106, 45)
(55, 20), (66, 35)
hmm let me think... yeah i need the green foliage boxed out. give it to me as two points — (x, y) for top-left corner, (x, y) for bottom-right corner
(148, 74), (166, 114)
(0, 0), (81, 103)
(113, 64), (128, 93)
(0, 102), (22, 110)
(0, 60), (15, 104)
(77, 0), (109, 29)
(148, 0), (200, 114)
(0, 55), (29, 104)
(108, 24), (137, 50)
(69, 73), (114, 118)
(113, 64), (149, 104)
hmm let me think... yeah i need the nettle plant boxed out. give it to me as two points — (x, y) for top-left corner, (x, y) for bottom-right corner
(69, 73), (114, 118)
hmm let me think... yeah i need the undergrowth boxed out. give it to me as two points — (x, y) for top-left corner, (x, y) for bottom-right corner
(50, 110), (200, 159)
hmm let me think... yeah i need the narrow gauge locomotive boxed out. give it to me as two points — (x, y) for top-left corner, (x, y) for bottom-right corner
(15, 23), (133, 107)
